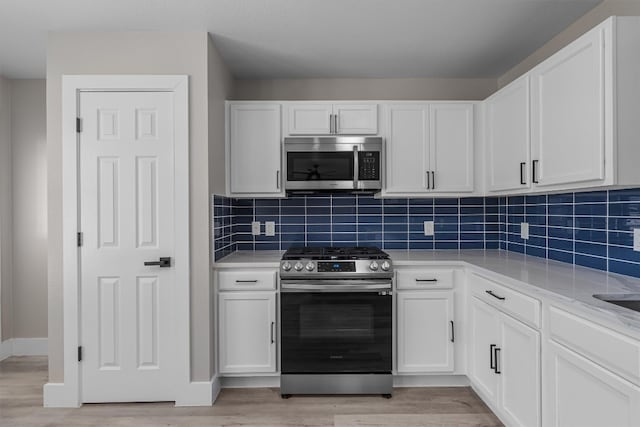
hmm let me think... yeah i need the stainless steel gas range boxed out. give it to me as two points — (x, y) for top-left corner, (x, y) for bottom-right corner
(279, 246), (393, 398)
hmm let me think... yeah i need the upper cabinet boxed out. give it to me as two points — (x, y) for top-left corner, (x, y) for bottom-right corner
(486, 75), (531, 193)
(530, 21), (607, 189)
(287, 102), (378, 135)
(486, 16), (640, 195)
(384, 103), (475, 195)
(227, 103), (284, 197)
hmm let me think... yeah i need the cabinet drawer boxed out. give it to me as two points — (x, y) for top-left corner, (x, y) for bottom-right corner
(549, 306), (640, 386)
(218, 269), (277, 291)
(396, 268), (454, 290)
(470, 273), (541, 328)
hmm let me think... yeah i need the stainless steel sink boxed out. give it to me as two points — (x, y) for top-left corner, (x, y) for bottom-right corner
(593, 294), (640, 313)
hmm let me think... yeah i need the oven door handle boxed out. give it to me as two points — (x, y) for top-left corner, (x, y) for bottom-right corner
(281, 283), (392, 292)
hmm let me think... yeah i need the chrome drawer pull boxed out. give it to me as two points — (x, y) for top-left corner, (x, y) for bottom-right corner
(235, 280), (258, 284)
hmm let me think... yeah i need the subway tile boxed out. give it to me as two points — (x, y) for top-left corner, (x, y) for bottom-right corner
(548, 249), (573, 264)
(306, 206), (331, 215)
(461, 241), (484, 249)
(609, 202), (640, 217)
(574, 241), (607, 258)
(508, 196), (525, 205)
(574, 191), (607, 203)
(435, 242), (459, 249)
(359, 205), (383, 215)
(525, 195), (547, 205)
(575, 254), (607, 272)
(383, 206), (408, 215)
(608, 217), (640, 232)
(608, 231), (633, 247)
(574, 203), (607, 216)
(526, 246), (547, 259)
(409, 241), (434, 250)
(384, 241), (409, 250)
(409, 198), (434, 205)
(609, 188), (640, 203)
(574, 216), (607, 230)
(574, 229), (606, 244)
(548, 194), (573, 204)
(608, 260), (640, 278)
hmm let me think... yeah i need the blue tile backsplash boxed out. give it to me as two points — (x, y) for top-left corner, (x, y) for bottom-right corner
(500, 188), (640, 278)
(213, 194), (500, 260)
(212, 189), (640, 279)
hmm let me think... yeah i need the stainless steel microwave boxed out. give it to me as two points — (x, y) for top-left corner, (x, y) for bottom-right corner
(284, 136), (383, 192)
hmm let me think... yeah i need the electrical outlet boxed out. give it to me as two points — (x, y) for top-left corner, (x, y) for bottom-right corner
(521, 222), (529, 240)
(423, 221), (434, 236)
(634, 229), (640, 251)
(265, 221), (276, 237)
(251, 221), (261, 236)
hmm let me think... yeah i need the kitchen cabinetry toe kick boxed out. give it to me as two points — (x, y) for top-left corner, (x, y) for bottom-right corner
(280, 374), (392, 396)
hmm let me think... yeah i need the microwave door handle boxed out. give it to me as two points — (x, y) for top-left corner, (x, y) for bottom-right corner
(353, 145), (359, 190)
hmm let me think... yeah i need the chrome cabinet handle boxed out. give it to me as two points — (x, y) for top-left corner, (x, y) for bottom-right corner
(532, 159), (539, 184)
(276, 170), (280, 189)
(415, 278), (438, 283)
(353, 145), (359, 190)
(431, 171), (435, 189)
(235, 279), (258, 284)
(490, 344), (496, 370)
(335, 114), (339, 134)
(520, 162), (526, 185)
(426, 171), (431, 189)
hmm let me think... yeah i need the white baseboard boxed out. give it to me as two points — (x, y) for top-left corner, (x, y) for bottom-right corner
(0, 339), (11, 361)
(0, 338), (48, 360)
(393, 374), (470, 387)
(175, 379), (215, 406)
(12, 338), (48, 356)
(212, 375), (221, 403)
(43, 382), (81, 408)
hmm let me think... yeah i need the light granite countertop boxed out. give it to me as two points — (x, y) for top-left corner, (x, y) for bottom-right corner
(214, 249), (640, 336)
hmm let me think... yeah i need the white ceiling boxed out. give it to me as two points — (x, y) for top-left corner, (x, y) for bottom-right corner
(0, 0), (602, 79)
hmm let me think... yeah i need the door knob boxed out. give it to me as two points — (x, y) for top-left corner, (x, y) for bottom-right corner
(144, 257), (171, 267)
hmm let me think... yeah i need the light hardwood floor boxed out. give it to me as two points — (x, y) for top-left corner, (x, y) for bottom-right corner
(0, 356), (502, 427)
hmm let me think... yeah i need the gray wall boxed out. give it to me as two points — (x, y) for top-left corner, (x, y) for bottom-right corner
(207, 35), (234, 377)
(0, 75), (12, 342)
(10, 80), (47, 339)
(233, 77), (497, 101)
(499, 0), (640, 87)
(46, 31), (222, 383)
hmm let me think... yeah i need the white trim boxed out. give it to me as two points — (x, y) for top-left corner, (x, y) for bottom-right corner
(55, 75), (190, 407)
(0, 339), (11, 361)
(11, 338), (48, 356)
(43, 383), (81, 408)
(212, 375), (222, 403)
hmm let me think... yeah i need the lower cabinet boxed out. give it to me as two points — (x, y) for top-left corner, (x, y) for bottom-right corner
(469, 296), (541, 427)
(544, 340), (640, 427)
(218, 292), (277, 374)
(396, 291), (455, 373)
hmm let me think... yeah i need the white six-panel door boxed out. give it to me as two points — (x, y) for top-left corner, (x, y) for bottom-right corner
(79, 91), (176, 402)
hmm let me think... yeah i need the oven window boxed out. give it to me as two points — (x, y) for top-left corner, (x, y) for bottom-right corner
(281, 291), (392, 374)
(300, 304), (373, 340)
(286, 152), (354, 181)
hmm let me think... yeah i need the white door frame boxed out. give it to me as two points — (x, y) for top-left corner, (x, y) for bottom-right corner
(60, 75), (189, 406)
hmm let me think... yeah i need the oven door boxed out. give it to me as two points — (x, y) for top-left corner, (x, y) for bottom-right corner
(280, 281), (392, 374)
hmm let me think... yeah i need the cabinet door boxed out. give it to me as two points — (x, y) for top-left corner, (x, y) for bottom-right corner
(287, 103), (332, 135)
(531, 24), (609, 188)
(544, 340), (640, 427)
(469, 297), (500, 404)
(229, 104), (282, 195)
(397, 291), (454, 373)
(429, 104), (474, 192)
(334, 104), (378, 134)
(218, 292), (276, 374)
(499, 313), (541, 427)
(486, 75), (531, 192)
(385, 104), (428, 193)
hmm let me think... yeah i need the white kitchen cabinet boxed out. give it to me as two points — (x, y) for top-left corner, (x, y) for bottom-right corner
(469, 296), (541, 427)
(396, 291), (455, 373)
(544, 339), (640, 427)
(218, 292), (277, 374)
(384, 103), (474, 195)
(485, 75), (531, 193)
(530, 21), (606, 189)
(227, 103), (284, 197)
(287, 102), (378, 135)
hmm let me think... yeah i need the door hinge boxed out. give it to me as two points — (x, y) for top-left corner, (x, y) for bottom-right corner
(76, 117), (82, 133)
(78, 346), (83, 362)
(77, 232), (83, 247)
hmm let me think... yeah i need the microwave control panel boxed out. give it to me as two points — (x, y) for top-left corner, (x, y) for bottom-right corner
(358, 152), (380, 180)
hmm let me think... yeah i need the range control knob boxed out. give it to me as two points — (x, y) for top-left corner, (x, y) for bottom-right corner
(381, 261), (391, 271)
(281, 262), (292, 271)
(294, 262), (304, 271)
(369, 261), (379, 271)
(305, 262), (316, 271)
